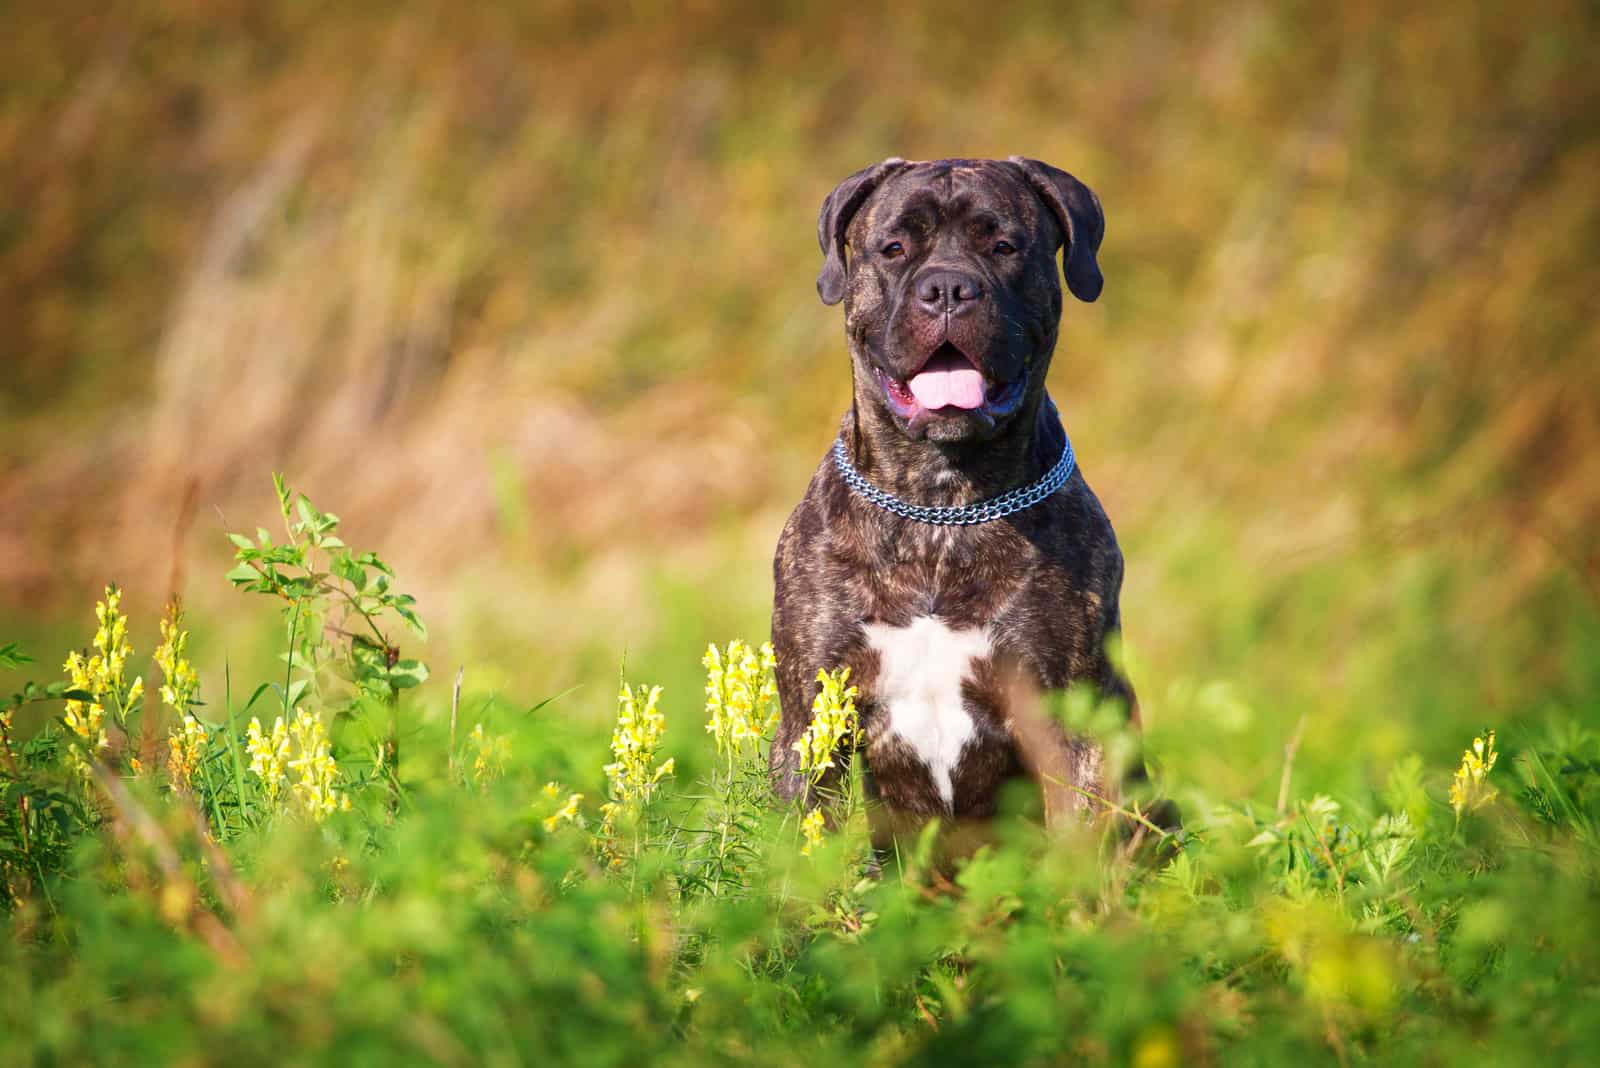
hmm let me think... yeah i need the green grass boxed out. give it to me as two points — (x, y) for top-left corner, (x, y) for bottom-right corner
(3, 479), (1599, 1066)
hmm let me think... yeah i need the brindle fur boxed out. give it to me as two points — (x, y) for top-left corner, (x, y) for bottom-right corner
(771, 158), (1142, 842)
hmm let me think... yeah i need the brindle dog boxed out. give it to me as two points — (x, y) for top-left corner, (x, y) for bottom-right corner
(770, 156), (1151, 843)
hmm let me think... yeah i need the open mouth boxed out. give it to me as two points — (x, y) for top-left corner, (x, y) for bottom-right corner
(908, 342), (987, 410)
(875, 342), (1027, 428)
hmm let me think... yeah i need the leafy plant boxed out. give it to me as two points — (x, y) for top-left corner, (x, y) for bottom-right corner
(226, 474), (427, 803)
(4, 479), (1600, 1066)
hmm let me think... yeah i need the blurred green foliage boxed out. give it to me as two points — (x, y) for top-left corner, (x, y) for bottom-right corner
(3, 523), (1600, 1064)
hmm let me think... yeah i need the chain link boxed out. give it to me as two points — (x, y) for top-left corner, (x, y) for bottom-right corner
(830, 434), (1075, 526)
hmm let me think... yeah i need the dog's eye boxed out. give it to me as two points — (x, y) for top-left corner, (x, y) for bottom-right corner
(880, 241), (905, 259)
(993, 240), (1017, 256)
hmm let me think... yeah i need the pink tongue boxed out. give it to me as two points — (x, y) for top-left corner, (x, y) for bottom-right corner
(909, 365), (986, 410)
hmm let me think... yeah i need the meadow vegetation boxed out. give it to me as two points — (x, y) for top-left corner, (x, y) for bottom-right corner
(3, 478), (1599, 1065)
(2, 1), (1598, 1064)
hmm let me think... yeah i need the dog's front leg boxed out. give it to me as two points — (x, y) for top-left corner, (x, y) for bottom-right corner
(768, 673), (813, 805)
(1003, 670), (1115, 834)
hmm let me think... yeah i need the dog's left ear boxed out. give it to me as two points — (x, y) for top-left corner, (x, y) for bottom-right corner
(1007, 156), (1105, 303)
(816, 157), (909, 305)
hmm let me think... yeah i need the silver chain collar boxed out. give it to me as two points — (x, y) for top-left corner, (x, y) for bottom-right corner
(830, 433), (1076, 526)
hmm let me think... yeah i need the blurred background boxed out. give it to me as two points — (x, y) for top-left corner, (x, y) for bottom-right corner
(2, 0), (1596, 802)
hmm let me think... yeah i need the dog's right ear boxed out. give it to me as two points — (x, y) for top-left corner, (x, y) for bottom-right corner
(816, 157), (908, 305)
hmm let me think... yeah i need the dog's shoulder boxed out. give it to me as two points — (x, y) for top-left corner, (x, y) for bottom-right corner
(1064, 470), (1123, 570)
(773, 449), (844, 584)
(1026, 469), (1125, 605)
(771, 446), (863, 644)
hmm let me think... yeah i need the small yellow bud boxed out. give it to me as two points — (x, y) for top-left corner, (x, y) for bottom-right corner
(800, 806), (827, 857)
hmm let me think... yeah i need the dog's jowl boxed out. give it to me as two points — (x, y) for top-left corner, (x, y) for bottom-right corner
(770, 157), (1156, 841)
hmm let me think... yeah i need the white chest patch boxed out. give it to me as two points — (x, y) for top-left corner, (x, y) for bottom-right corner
(862, 615), (992, 809)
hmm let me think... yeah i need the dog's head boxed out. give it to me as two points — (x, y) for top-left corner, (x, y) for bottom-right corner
(817, 157), (1104, 443)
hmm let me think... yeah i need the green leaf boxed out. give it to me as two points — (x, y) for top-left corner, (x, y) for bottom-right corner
(355, 552), (394, 576)
(331, 552), (366, 590)
(526, 685), (581, 715)
(395, 606), (427, 639)
(225, 563), (259, 586)
(350, 644), (387, 676)
(388, 660), (430, 689)
(241, 682), (275, 717)
(0, 641), (34, 669)
(278, 648), (318, 672)
(281, 577), (320, 600)
(284, 677), (312, 711)
(227, 533), (255, 549)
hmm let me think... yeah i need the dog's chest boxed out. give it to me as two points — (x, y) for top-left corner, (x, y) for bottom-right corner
(861, 615), (993, 809)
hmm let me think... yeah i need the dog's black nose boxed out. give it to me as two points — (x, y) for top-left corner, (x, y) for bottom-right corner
(915, 269), (983, 317)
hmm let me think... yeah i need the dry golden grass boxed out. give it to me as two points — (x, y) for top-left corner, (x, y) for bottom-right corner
(1, 2), (1595, 714)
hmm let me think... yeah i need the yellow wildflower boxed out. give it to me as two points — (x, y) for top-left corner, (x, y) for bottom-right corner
(800, 806), (826, 856)
(246, 715), (291, 802)
(165, 714), (208, 792)
(1449, 729), (1499, 818)
(60, 707), (105, 779)
(543, 792), (584, 832)
(1, 708), (16, 770)
(597, 801), (626, 869)
(703, 640), (779, 761)
(61, 650), (107, 756)
(61, 585), (142, 779)
(90, 585), (135, 701)
(594, 681), (673, 870)
(469, 722), (512, 786)
(1131, 1028), (1181, 1068)
(603, 683), (674, 804)
(287, 709), (346, 822)
(153, 603), (199, 713)
(792, 667), (858, 784)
